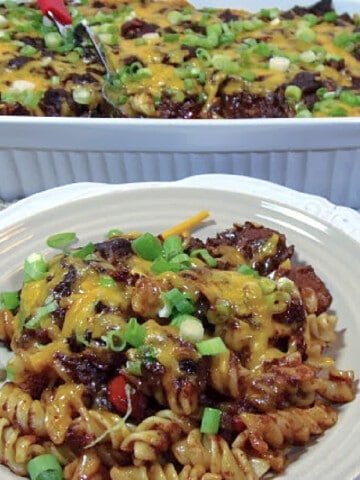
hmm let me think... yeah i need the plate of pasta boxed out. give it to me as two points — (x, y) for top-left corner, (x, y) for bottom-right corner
(0, 175), (358, 480)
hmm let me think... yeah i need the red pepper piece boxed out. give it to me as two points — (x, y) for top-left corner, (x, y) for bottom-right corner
(37, 0), (72, 25)
(108, 374), (147, 421)
(108, 375), (128, 414)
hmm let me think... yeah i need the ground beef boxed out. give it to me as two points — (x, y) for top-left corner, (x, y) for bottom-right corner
(7, 56), (32, 69)
(64, 72), (99, 84)
(210, 89), (294, 119)
(52, 265), (77, 300)
(206, 222), (294, 276)
(0, 102), (31, 115)
(158, 95), (204, 119)
(121, 18), (159, 39)
(273, 298), (306, 326)
(287, 265), (332, 314)
(38, 87), (70, 116)
(95, 238), (132, 264)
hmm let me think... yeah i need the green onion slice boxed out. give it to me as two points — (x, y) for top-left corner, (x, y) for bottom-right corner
(132, 233), (162, 261)
(46, 232), (77, 249)
(102, 329), (126, 352)
(123, 317), (146, 348)
(27, 453), (63, 480)
(179, 317), (204, 343)
(24, 253), (48, 283)
(162, 235), (183, 260)
(237, 264), (259, 277)
(6, 367), (14, 381)
(71, 242), (95, 259)
(151, 257), (184, 274)
(25, 298), (57, 330)
(196, 337), (228, 356)
(190, 248), (217, 267)
(163, 288), (195, 314)
(126, 359), (142, 376)
(106, 228), (123, 239)
(0, 291), (19, 310)
(170, 313), (199, 327)
(200, 407), (222, 434)
(98, 275), (116, 288)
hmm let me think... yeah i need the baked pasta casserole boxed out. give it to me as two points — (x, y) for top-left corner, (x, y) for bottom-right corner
(1, 0), (360, 117)
(0, 214), (355, 479)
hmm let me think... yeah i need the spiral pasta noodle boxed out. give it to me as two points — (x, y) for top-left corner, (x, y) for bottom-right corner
(0, 418), (44, 476)
(172, 429), (259, 480)
(233, 403), (337, 454)
(110, 463), (223, 480)
(0, 217), (355, 479)
(0, 382), (46, 438)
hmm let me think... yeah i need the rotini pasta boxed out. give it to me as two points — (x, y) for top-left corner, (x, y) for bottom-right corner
(0, 217), (355, 479)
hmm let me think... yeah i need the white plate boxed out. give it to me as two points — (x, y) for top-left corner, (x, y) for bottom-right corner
(0, 174), (359, 480)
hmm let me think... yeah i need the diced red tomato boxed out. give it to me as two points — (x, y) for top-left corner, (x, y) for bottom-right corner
(107, 374), (147, 420)
(108, 374), (128, 414)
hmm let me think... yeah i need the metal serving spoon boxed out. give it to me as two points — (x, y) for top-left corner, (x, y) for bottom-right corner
(36, 0), (123, 115)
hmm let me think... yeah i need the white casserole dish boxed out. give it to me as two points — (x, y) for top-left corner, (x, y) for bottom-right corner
(1, 0), (360, 206)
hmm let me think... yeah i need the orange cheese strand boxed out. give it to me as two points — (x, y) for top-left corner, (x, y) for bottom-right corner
(161, 210), (210, 239)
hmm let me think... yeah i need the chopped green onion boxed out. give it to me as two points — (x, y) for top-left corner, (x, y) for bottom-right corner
(0, 291), (19, 310)
(190, 248), (217, 267)
(20, 44), (37, 56)
(25, 298), (57, 330)
(164, 33), (180, 42)
(102, 329), (126, 352)
(71, 242), (95, 259)
(241, 71), (256, 82)
(27, 453), (63, 480)
(329, 106), (348, 117)
(163, 288), (195, 314)
(46, 232), (77, 249)
(106, 229), (123, 239)
(126, 359), (142, 376)
(184, 78), (194, 90)
(6, 367), (14, 381)
(200, 407), (222, 434)
(259, 7), (279, 19)
(237, 264), (259, 277)
(99, 275), (116, 288)
(167, 10), (185, 25)
(169, 253), (191, 265)
(132, 233), (162, 261)
(124, 317), (146, 348)
(24, 253), (48, 283)
(296, 26), (316, 43)
(196, 47), (212, 65)
(163, 235), (183, 259)
(44, 31), (63, 49)
(323, 11), (337, 22)
(339, 90), (360, 107)
(285, 85), (302, 103)
(296, 108), (312, 118)
(170, 313), (199, 327)
(134, 38), (146, 46)
(303, 13), (318, 26)
(167, 8), (192, 25)
(179, 317), (204, 342)
(196, 337), (227, 356)
(72, 86), (93, 105)
(151, 257), (183, 274)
